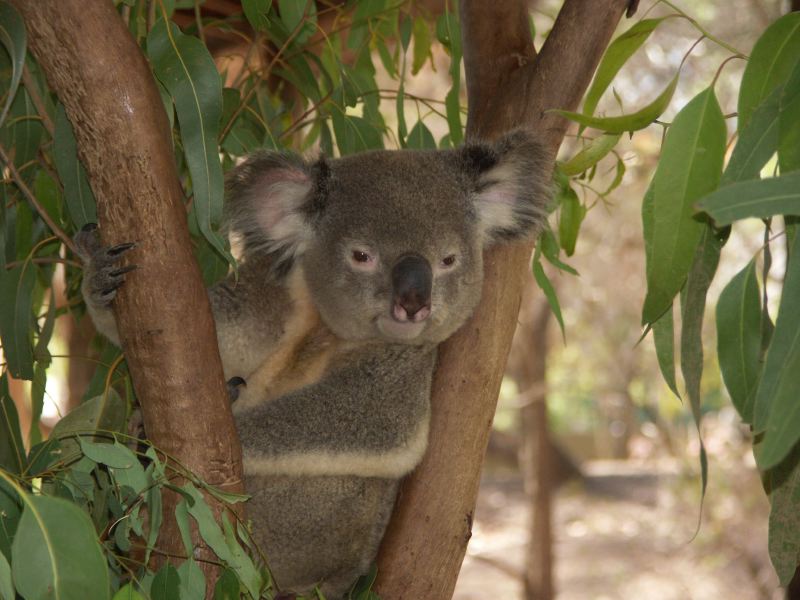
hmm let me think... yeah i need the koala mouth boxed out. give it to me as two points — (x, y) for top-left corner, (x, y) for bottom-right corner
(376, 315), (427, 341)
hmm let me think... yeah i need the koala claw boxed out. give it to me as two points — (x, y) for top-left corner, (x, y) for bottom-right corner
(226, 376), (247, 403)
(74, 224), (138, 309)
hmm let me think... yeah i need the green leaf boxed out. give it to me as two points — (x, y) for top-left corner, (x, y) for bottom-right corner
(556, 74), (679, 134)
(753, 233), (800, 468)
(716, 259), (762, 424)
(412, 17), (432, 75)
(28, 363), (45, 447)
(183, 484), (262, 598)
(406, 120), (435, 150)
(540, 227), (578, 275)
(112, 583), (145, 600)
(0, 479), (20, 563)
(680, 226), (725, 518)
(331, 113), (383, 155)
(177, 559), (205, 600)
(147, 19), (230, 263)
(242, 0), (272, 31)
(278, 0), (316, 47)
(557, 185), (586, 257)
(53, 104), (98, 228)
(583, 18), (666, 118)
(722, 85), (781, 185)
(0, 548), (12, 600)
(50, 390), (127, 460)
(560, 133), (621, 176)
(778, 57), (800, 173)
(0, 375), (24, 474)
(696, 171), (800, 226)
(0, 88), (43, 170)
(738, 12), (800, 134)
(642, 87), (726, 324)
(11, 491), (110, 600)
(79, 438), (137, 469)
(0, 1), (26, 128)
(151, 564), (180, 600)
(0, 263), (35, 379)
(652, 304), (680, 399)
(437, 13), (463, 146)
(766, 445), (800, 586)
(532, 253), (565, 341)
(213, 568), (240, 600)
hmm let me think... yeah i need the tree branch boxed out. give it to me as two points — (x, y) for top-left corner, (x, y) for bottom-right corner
(376, 1), (630, 597)
(11, 0), (245, 583)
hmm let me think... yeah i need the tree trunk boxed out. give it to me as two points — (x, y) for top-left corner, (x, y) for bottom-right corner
(376, 1), (632, 598)
(12, 0), (245, 584)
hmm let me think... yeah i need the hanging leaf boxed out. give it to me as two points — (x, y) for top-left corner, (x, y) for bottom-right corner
(406, 120), (436, 149)
(583, 18), (667, 118)
(642, 87), (726, 324)
(738, 12), (800, 133)
(11, 492), (110, 600)
(753, 234), (800, 469)
(0, 375), (24, 474)
(555, 74), (679, 135)
(680, 226), (725, 517)
(722, 84), (781, 185)
(716, 259), (762, 424)
(331, 112), (383, 155)
(557, 185), (585, 257)
(213, 568), (241, 600)
(278, 0), (317, 48)
(532, 251), (565, 341)
(147, 19), (230, 262)
(112, 584), (145, 600)
(0, 1), (26, 128)
(778, 57), (800, 173)
(560, 133), (621, 176)
(766, 445), (800, 586)
(53, 104), (98, 228)
(183, 483), (262, 598)
(697, 170), (800, 226)
(177, 558), (205, 600)
(242, 0), (272, 32)
(0, 263), (35, 380)
(412, 17), (432, 75)
(0, 549), (13, 600)
(437, 13), (463, 145)
(50, 390), (127, 460)
(151, 564), (180, 600)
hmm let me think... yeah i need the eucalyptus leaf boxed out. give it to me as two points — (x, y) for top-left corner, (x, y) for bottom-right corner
(412, 17), (432, 75)
(766, 445), (800, 586)
(53, 104), (97, 228)
(556, 74), (678, 135)
(242, 0), (272, 32)
(0, 1), (26, 128)
(738, 12), (800, 133)
(406, 120), (435, 149)
(722, 84), (781, 185)
(583, 18), (666, 118)
(112, 583), (145, 600)
(779, 56), (800, 173)
(11, 493), (110, 600)
(557, 185), (585, 257)
(0, 375), (24, 474)
(642, 87), (726, 324)
(532, 253), (565, 341)
(79, 438), (137, 469)
(716, 259), (761, 424)
(151, 564), (180, 600)
(696, 171), (800, 226)
(0, 263), (35, 380)
(147, 19), (230, 263)
(213, 568), (240, 600)
(177, 559), (205, 600)
(652, 304), (680, 399)
(560, 133), (621, 176)
(753, 234), (800, 468)
(50, 390), (127, 460)
(0, 549), (12, 600)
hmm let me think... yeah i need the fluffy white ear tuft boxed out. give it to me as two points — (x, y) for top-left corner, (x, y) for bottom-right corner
(464, 130), (553, 244)
(225, 152), (319, 275)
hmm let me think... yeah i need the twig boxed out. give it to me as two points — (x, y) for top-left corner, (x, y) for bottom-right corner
(0, 142), (77, 255)
(4, 257), (82, 270)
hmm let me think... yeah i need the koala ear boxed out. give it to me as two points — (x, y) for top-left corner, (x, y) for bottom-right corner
(225, 152), (326, 275)
(462, 130), (552, 244)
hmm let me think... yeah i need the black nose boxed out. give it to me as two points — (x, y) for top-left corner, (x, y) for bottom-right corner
(391, 254), (432, 319)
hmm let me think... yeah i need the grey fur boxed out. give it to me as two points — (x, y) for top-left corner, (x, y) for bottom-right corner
(79, 130), (551, 598)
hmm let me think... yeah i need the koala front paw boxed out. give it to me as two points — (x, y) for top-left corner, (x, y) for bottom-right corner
(74, 223), (137, 309)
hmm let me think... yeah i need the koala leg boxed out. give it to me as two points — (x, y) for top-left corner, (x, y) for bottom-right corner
(73, 223), (137, 345)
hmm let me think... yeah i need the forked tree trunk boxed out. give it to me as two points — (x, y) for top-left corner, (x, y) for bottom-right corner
(11, 0), (245, 585)
(376, 1), (633, 597)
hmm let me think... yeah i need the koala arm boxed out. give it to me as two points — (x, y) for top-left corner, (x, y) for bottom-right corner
(235, 344), (437, 480)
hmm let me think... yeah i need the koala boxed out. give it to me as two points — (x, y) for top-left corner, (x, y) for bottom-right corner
(75, 130), (551, 598)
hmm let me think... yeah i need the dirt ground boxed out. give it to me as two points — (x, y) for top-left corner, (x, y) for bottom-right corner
(454, 460), (782, 600)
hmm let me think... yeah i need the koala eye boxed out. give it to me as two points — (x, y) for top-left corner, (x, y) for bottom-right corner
(441, 254), (457, 268)
(352, 250), (372, 263)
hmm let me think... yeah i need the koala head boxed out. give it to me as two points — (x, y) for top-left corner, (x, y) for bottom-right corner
(226, 130), (552, 345)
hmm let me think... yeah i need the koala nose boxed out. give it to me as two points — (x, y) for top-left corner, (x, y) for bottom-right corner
(391, 254), (432, 322)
